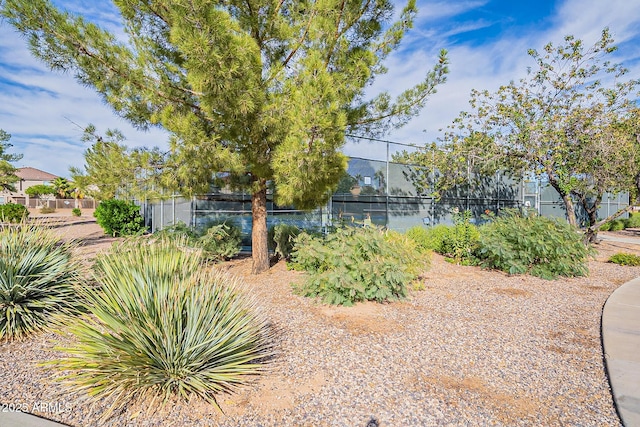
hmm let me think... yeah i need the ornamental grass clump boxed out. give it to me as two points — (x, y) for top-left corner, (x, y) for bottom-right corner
(477, 210), (594, 279)
(55, 239), (274, 418)
(291, 226), (428, 306)
(0, 225), (83, 341)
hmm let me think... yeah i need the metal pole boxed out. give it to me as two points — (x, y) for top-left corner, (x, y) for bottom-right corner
(431, 147), (435, 225)
(386, 141), (390, 228)
(172, 193), (176, 225)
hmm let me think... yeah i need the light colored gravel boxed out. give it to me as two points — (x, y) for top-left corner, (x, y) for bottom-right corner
(1, 222), (638, 426)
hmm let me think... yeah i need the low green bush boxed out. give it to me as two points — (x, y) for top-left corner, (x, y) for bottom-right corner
(446, 210), (480, 262)
(94, 199), (145, 237)
(291, 226), (429, 306)
(54, 239), (274, 419)
(155, 220), (241, 262)
(408, 210), (479, 263)
(624, 212), (640, 229)
(40, 206), (56, 214)
(598, 221), (611, 231)
(476, 210), (593, 279)
(71, 208), (81, 217)
(608, 252), (640, 266)
(199, 221), (242, 261)
(609, 219), (625, 232)
(0, 225), (83, 340)
(0, 203), (28, 223)
(405, 226), (432, 254)
(419, 224), (452, 253)
(268, 223), (301, 260)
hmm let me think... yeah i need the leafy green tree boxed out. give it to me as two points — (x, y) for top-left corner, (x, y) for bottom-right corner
(399, 29), (639, 234)
(25, 184), (55, 198)
(1, 0), (448, 273)
(70, 125), (166, 201)
(0, 129), (23, 192)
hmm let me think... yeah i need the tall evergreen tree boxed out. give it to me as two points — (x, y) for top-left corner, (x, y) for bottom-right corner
(2, 0), (448, 273)
(0, 129), (22, 192)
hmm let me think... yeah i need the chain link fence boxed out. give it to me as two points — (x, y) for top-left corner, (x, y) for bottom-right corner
(144, 157), (629, 242)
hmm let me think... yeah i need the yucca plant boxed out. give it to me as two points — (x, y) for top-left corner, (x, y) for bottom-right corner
(54, 239), (274, 419)
(0, 225), (83, 341)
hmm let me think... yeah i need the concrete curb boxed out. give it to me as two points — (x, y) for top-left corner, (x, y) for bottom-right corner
(0, 411), (70, 427)
(602, 276), (640, 426)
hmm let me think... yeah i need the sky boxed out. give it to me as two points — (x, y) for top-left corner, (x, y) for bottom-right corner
(0, 0), (640, 178)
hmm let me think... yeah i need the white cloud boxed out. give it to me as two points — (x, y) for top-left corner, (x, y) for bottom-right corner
(418, 0), (489, 21)
(0, 21), (169, 178)
(349, 0), (640, 162)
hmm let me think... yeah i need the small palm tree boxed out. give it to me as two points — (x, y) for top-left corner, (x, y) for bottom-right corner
(52, 177), (73, 199)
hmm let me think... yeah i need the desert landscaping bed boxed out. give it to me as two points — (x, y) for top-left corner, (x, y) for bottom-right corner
(0, 221), (638, 426)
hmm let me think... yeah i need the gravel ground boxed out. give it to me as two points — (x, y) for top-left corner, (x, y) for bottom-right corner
(1, 222), (638, 426)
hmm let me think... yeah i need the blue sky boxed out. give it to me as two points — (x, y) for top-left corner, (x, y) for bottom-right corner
(1, 0), (639, 177)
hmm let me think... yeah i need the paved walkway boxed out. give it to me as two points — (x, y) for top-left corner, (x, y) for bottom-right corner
(0, 411), (69, 427)
(603, 276), (640, 426)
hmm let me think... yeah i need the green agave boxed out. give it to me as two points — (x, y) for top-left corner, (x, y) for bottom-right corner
(56, 239), (274, 419)
(0, 224), (83, 341)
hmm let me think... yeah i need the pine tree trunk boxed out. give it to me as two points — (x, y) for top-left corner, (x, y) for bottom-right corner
(251, 180), (270, 274)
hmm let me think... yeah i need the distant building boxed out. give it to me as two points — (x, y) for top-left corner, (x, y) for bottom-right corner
(1, 167), (58, 205)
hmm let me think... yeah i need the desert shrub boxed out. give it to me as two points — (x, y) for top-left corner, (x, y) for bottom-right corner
(54, 239), (274, 419)
(405, 226), (432, 254)
(446, 209), (480, 262)
(268, 224), (301, 260)
(419, 224), (452, 253)
(94, 199), (145, 237)
(40, 206), (56, 214)
(71, 208), (81, 217)
(609, 219), (625, 231)
(0, 225), (83, 340)
(199, 221), (242, 261)
(291, 226), (428, 305)
(411, 210), (479, 263)
(608, 252), (640, 266)
(154, 220), (241, 262)
(624, 212), (640, 229)
(0, 203), (28, 223)
(155, 221), (199, 241)
(598, 221), (611, 231)
(476, 210), (593, 279)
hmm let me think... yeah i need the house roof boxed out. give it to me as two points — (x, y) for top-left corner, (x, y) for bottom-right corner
(15, 167), (58, 181)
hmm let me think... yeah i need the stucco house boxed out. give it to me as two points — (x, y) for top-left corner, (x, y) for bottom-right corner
(1, 167), (58, 205)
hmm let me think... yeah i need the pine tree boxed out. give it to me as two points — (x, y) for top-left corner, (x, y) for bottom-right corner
(2, 0), (448, 273)
(0, 129), (22, 192)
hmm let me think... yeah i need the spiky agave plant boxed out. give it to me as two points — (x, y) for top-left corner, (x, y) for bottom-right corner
(55, 239), (274, 419)
(0, 224), (83, 341)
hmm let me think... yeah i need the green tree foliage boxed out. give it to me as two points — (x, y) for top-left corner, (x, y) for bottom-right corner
(0, 225), (83, 340)
(70, 125), (166, 201)
(54, 239), (274, 419)
(1, 0), (448, 273)
(93, 199), (145, 237)
(51, 177), (72, 199)
(477, 210), (594, 280)
(25, 183), (55, 197)
(291, 226), (428, 305)
(397, 29), (640, 236)
(0, 129), (22, 192)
